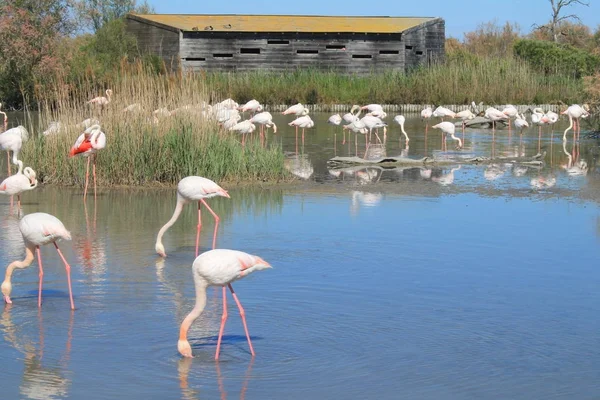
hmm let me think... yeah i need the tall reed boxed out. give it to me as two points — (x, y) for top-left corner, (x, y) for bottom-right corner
(23, 64), (287, 186)
(202, 56), (584, 105)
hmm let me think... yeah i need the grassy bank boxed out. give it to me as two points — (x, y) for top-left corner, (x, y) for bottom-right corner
(202, 56), (584, 105)
(22, 68), (287, 186)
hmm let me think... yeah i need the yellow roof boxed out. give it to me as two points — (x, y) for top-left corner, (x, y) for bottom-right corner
(128, 14), (436, 33)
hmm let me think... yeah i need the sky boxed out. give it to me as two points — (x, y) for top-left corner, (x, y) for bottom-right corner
(145, 0), (600, 39)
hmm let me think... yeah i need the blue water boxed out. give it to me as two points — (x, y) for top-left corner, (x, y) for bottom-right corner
(0, 112), (599, 399)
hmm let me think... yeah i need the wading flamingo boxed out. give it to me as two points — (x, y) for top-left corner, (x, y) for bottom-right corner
(0, 102), (7, 124)
(432, 121), (462, 150)
(0, 125), (29, 176)
(1, 212), (75, 309)
(393, 115), (409, 143)
(360, 115), (387, 143)
(455, 109), (475, 139)
(545, 110), (559, 134)
(421, 106), (433, 131)
(155, 176), (230, 258)
(562, 104), (590, 141)
(433, 106), (456, 121)
(343, 119), (369, 153)
(239, 100), (263, 115)
(514, 113), (529, 135)
(502, 105), (519, 133)
(289, 114), (314, 145)
(230, 119), (256, 146)
(69, 124), (106, 199)
(361, 104), (383, 114)
(87, 89), (112, 108)
(250, 112), (277, 145)
(282, 103), (308, 116)
(327, 113), (343, 143)
(178, 249), (272, 359)
(0, 160), (37, 211)
(484, 107), (509, 133)
(342, 105), (361, 124)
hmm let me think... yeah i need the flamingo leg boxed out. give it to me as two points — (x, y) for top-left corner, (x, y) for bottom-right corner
(302, 128), (305, 146)
(54, 243), (75, 310)
(342, 128), (346, 145)
(200, 199), (220, 250)
(6, 152), (11, 176)
(37, 247), (43, 308)
(215, 286), (228, 360)
(83, 156), (91, 200)
(93, 155), (97, 199)
(228, 283), (255, 357)
(195, 202), (202, 257)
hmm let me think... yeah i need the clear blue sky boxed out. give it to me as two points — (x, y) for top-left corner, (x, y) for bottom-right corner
(145, 0), (600, 39)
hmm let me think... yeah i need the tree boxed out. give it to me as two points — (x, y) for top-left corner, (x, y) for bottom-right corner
(534, 0), (590, 43)
(74, 0), (154, 33)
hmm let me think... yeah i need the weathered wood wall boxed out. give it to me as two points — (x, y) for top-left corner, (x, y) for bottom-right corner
(126, 19), (180, 70)
(126, 17), (445, 74)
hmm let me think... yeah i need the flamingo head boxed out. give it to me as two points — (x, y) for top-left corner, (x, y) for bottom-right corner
(155, 242), (167, 258)
(178, 340), (193, 357)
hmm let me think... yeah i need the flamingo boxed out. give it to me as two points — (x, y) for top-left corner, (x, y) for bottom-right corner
(0, 159), (37, 211)
(502, 105), (519, 133)
(514, 113), (529, 135)
(393, 115), (409, 143)
(222, 114), (242, 131)
(342, 105), (362, 123)
(250, 112), (277, 144)
(432, 121), (462, 150)
(360, 115), (387, 143)
(216, 108), (240, 124)
(155, 176), (230, 258)
(455, 109), (475, 138)
(177, 249), (272, 359)
(215, 98), (239, 110)
(239, 99), (263, 115)
(484, 107), (509, 132)
(343, 120), (369, 151)
(1, 212), (75, 309)
(0, 102), (7, 123)
(122, 103), (141, 113)
(421, 106), (433, 127)
(288, 115), (314, 144)
(562, 104), (590, 141)
(432, 166), (461, 186)
(367, 109), (387, 119)
(0, 125), (29, 176)
(327, 113), (343, 143)
(43, 121), (62, 136)
(230, 120), (256, 146)
(282, 103), (308, 116)
(87, 89), (112, 108)
(433, 106), (456, 121)
(69, 124), (106, 200)
(361, 104), (383, 113)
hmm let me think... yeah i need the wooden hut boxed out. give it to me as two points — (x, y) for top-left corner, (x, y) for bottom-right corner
(125, 14), (445, 74)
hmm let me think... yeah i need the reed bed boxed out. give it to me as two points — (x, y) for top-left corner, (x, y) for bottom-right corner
(23, 66), (287, 186)
(202, 56), (583, 105)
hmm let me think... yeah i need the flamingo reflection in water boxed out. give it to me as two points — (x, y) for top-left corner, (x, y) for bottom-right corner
(431, 165), (461, 186)
(284, 153), (314, 180)
(562, 140), (588, 176)
(350, 190), (383, 216)
(484, 164), (507, 181)
(1, 307), (74, 400)
(531, 175), (557, 190)
(178, 357), (255, 400)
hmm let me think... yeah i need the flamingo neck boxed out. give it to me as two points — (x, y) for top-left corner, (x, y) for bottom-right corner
(1, 245), (35, 298)
(451, 132), (462, 148)
(15, 160), (23, 174)
(155, 197), (186, 254)
(563, 114), (573, 141)
(179, 277), (208, 341)
(400, 123), (409, 141)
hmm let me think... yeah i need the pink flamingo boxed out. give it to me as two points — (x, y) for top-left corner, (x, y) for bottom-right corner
(562, 104), (590, 141)
(69, 124), (106, 199)
(87, 89), (112, 109)
(282, 103), (307, 116)
(288, 114), (314, 145)
(230, 119), (256, 146)
(421, 106), (433, 132)
(0, 125), (29, 176)
(432, 121), (463, 150)
(327, 113), (343, 144)
(0, 159), (38, 211)
(1, 212), (75, 309)
(177, 249), (272, 359)
(155, 176), (230, 258)
(250, 112), (277, 145)
(239, 99), (263, 116)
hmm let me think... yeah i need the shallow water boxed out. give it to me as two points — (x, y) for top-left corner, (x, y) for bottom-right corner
(0, 110), (599, 399)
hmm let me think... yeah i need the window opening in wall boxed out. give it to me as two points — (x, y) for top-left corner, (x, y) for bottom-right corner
(405, 45), (413, 50)
(297, 49), (319, 54)
(352, 54), (372, 59)
(379, 50), (399, 55)
(268, 40), (289, 44)
(213, 53), (233, 58)
(240, 48), (261, 54)
(416, 51), (423, 55)
(185, 57), (206, 61)
(326, 45), (346, 50)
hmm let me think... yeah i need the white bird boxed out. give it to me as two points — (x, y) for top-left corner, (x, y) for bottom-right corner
(239, 99), (263, 115)
(360, 115), (387, 143)
(531, 108), (548, 149)
(433, 106), (456, 121)
(455, 109), (475, 133)
(122, 103), (141, 113)
(289, 115), (314, 143)
(250, 111), (277, 135)
(68, 124), (107, 199)
(1, 212), (74, 309)
(43, 121), (62, 136)
(221, 115), (241, 130)
(230, 120), (256, 146)
(87, 89), (112, 108)
(342, 105), (362, 123)
(432, 121), (462, 150)
(367, 109), (387, 119)
(432, 166), (461, 186)
(215, 108), (240, 124)
(215, 98), (239, 110)
(421, 106), (433, 121)
(514, 113), (529, 134)
(393, 115), (409, 142)
(0, 125), (29, 176)
(282, 103), (308, 116)
(361, 104), (383, 113)
(485, 107), (509, 132)
(328, 113), (344, 143)
(544, 110), (559, 134)
(562, 104), (589, 141)
(502, 105), (519, 119)
(177, 249), (272, 358)
(155, 176), (230, 258)
(0, 159), (37, 211)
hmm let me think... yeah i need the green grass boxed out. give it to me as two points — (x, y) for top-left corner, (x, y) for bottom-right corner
(202, 56), (584, 105)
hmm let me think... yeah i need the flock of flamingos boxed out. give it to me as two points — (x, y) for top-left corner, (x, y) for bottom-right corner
(0, 92), (593, 359)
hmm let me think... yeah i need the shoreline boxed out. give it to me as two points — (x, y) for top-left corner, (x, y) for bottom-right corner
(259, 104), (563, 113)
